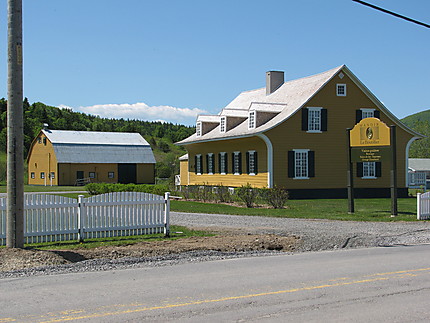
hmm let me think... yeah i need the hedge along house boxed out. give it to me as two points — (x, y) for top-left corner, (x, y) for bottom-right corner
(27, 129), (156, 186)
(176, 65), (423, 198)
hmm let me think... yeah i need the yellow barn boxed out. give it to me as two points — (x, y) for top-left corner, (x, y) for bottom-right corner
(177, 65), (423, 198)
(27, 129), (156, 186)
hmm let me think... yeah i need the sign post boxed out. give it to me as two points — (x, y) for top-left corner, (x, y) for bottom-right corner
(390, 125), (397, 216)
(346, 128), (354, 213)
(348, 118), (397, 216)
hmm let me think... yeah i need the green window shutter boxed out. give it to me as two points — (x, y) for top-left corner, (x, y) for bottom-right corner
(254, 151), (258, 175)
(246, 151), (250, 174)
(374, 110), (380, 119)
(376, 162), (382, 177)
(356, 110), (362, 124)
(206, 154), (209, 174)
(232, 153), (235, 174)
(195, 155), (198, 174)
(308, 151), (315, 177)
(218, 153), (221, 174)
(321, 109), (328, 132)
(238, 152), (242, 174)
(288, 151), (295, 178)
(302, 108), (308, 131)
(357, 162), (363, 177)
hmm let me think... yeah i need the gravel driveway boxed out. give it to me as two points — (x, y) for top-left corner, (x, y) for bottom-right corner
(171, 212), (430, 251)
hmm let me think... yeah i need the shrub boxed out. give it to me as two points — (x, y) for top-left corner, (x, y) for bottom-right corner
(214, 185), (234, 203)
(260, 186), (289, 209)
(235, 183), (258, 208)
(85, 183), (169, 196)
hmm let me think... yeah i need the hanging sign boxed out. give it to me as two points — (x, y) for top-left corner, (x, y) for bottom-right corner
(351, 146), (390, 162)
(350, 117), (390, 147)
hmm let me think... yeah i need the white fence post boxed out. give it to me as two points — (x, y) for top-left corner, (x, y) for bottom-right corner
(77, 195), (85, 242)
(417, 193), (421, 220)
(164, 192), (170, 237)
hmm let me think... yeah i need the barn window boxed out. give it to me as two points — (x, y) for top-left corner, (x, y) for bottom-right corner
(89, 172), (96, 179)
(31, 172), (35, 179)
(219, 152), (227, 174)
(108, 172), (115, 178)
(336, 84), (346, 96)
(40, 172), (45, 179)
(50, 172), (55, 179)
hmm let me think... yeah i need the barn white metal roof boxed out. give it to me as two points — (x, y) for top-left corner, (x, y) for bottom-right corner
(42, 130), (156, 164)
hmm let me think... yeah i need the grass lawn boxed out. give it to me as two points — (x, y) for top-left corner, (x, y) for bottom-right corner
(170, 198), (418, 222)
(21, 225), (213, 250)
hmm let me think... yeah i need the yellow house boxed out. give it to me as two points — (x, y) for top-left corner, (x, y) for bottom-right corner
(27, 129), (156, 186)
(177, 65), (423, 198)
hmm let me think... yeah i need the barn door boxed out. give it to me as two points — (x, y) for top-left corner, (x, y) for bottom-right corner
(118, 164), (137, 184)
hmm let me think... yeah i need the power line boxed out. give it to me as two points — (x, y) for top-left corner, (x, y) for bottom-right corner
(352, 0), (430, 29)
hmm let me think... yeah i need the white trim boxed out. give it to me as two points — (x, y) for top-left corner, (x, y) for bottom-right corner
(220, 116), (226, 133)
(307, 107), (323, 133)
(196, 121), (202, 137)
(233, 151), (241, 175)
(248, 111), (256, 129)
(360, 108), (375, 119)
(257, 134), (273, 188)
(336, 83), (347, 96)
(293, 149), (310, 179)
(219, 152), (227, 175)
(247, 150), (257, 176)
(196, 154), (202, 175)
(207, 153), (214, 175)
(361, 161), (376, 179)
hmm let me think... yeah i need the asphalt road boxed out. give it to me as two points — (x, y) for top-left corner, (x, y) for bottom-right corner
(1, 245), (430, 322)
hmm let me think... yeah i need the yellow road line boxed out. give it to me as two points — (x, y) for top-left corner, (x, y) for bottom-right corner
(6, 267), (430, 323)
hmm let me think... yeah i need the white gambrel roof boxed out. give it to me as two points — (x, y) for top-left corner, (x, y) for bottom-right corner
(42, 130), (156, 164)
(409, 159), (430, 172)
(177, 65), (422, 145)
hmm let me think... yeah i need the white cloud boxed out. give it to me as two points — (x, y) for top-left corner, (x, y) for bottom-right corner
(59, 102), (207, 125)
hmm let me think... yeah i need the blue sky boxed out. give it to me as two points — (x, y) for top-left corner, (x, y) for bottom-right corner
(1, 0), (429, 125)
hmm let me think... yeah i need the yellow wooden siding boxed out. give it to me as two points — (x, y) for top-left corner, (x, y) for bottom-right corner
(265, 72), (412, 189)
(27, 133), (58, 185)
(185, 137), (268, 187)
(180, 160), (189, 185)
(137, 164), (155, 184)
(58, 163), (118, 185)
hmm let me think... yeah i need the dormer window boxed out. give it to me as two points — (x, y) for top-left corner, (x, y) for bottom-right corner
(248, 111), (256, 129)
(336, 84), (346, 97)
(220, 116), (226, 133)
(196, 121), (202, 137)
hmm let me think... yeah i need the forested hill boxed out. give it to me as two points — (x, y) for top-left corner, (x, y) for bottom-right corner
(400, 109), (430, 158)
(0, 98), (195, 179)
(0, 98), (194, 155)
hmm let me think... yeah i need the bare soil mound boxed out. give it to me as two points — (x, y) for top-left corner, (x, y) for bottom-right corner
(0, 234), (301, 272)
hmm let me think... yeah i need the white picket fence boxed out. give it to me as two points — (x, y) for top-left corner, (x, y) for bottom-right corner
(0, 192), (170, 245)
(417, 192), (430, 220)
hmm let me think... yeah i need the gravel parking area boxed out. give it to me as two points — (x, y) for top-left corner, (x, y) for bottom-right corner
(1, 211), (429, 278)
(171, 212), (430, 251)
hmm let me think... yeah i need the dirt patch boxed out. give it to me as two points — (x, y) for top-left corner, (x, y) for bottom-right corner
(0, 234), (301, 272)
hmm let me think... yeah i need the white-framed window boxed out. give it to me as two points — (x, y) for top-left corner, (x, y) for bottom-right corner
(361, 108), (375, 119)
(219, 152), (227, 175)
(108, 172), (115, 178)
(362, 162), (376, 178)
(248, 111), (256, 129)
(336, 84), (346, 96)
(195, 154), (202, 175)
(207, 153), (214, 175)
(294, 149), (309, 179)
(41, 172), (45, 179)
(247, 150), (257, 175)
(307, 107), (322, 132)
(196, 121), (202, 137)
(89, 172), (96, 179)
(31, 172), (35, 179)
(233, 151), (242, 175)
(220, 116), (226, 133)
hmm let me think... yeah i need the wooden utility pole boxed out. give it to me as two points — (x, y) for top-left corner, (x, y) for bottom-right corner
(6, 0), (24, 248)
